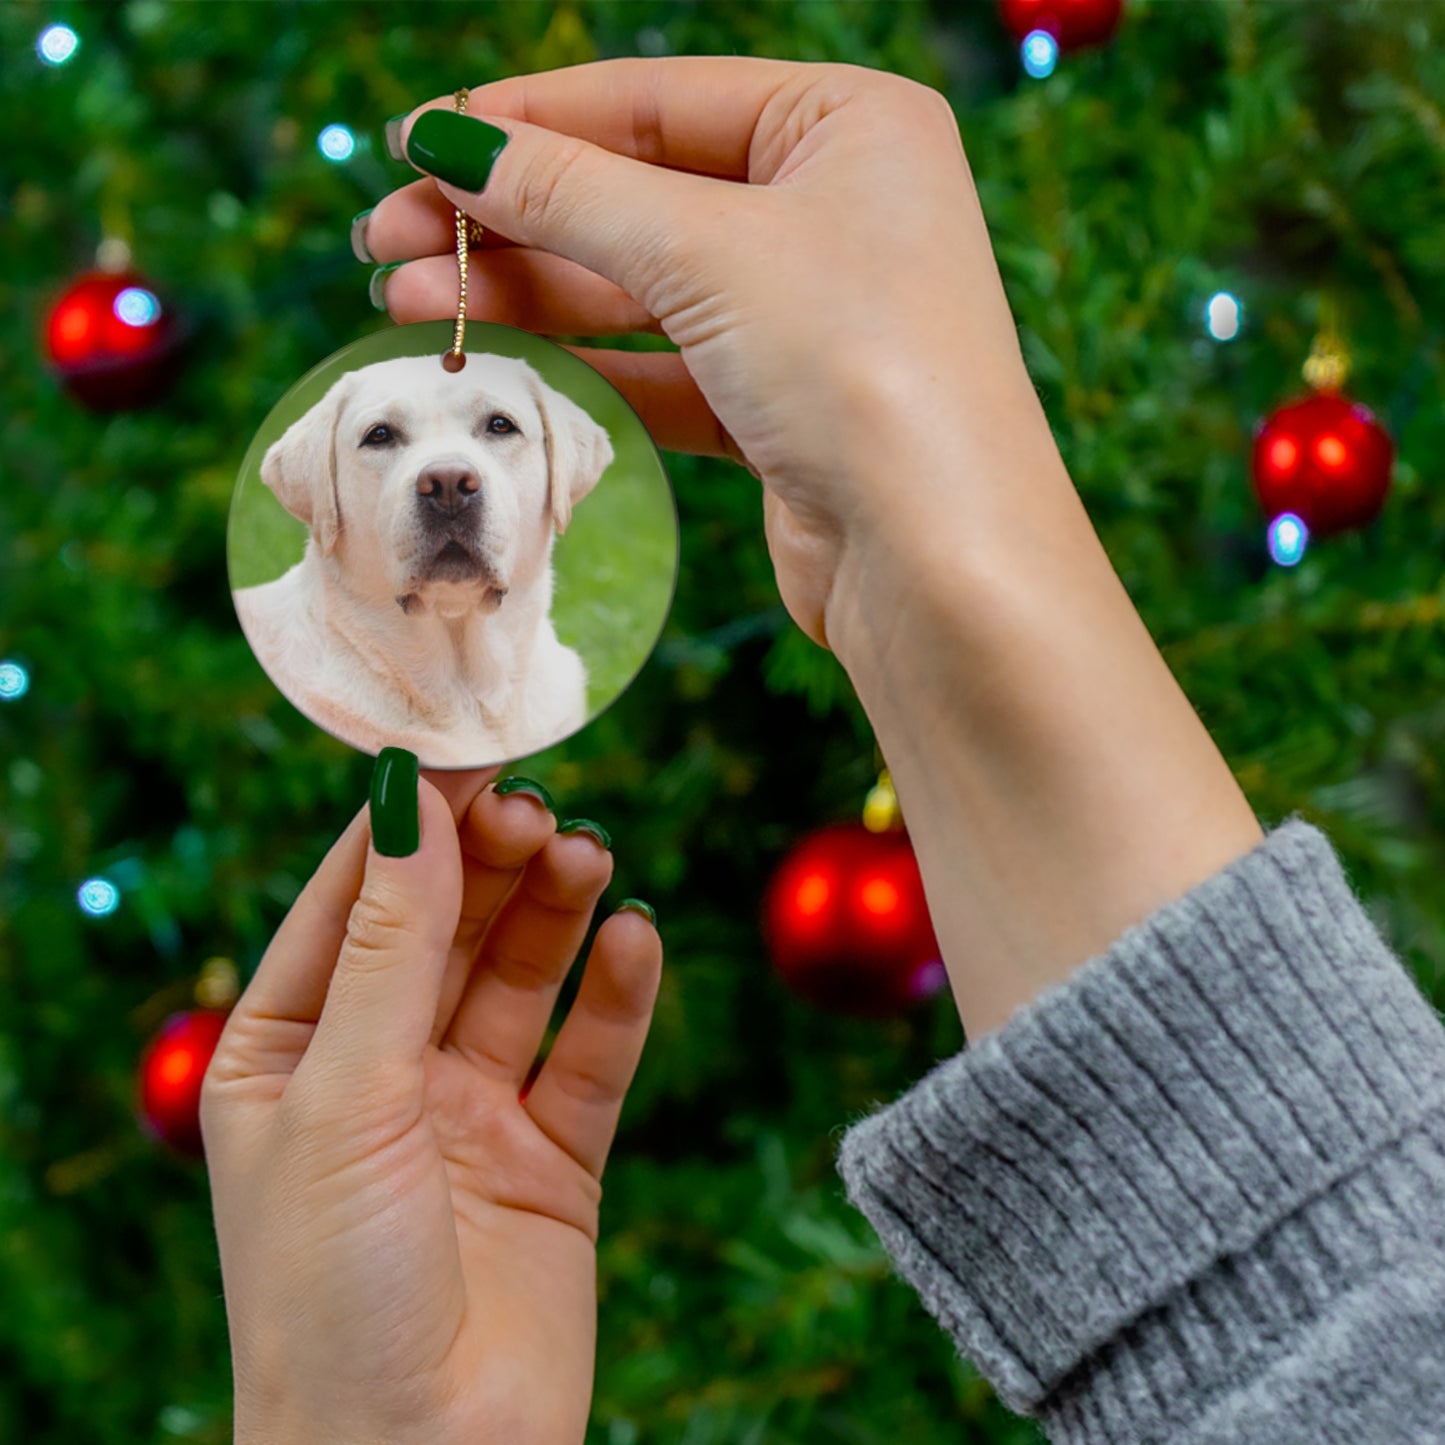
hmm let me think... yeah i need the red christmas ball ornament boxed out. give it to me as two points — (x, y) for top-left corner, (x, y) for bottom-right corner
(1251, 392), (1394, 538)
(44, 268), (184, 410)
(998, 0), (1125, 50)
(137, 1009), (230, 1158)
(763, 821), (946, 1018)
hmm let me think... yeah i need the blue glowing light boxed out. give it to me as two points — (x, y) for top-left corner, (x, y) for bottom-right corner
(0, 661), (29, 700)
(318, 124), (356, 162)
(1268, 512), (1309, 567)
(909, 958), (948, 1001)
(1022, 30), (1059, 79)
(38, 24), (79, 66)
(114, 287), (161, 328)
(78, 878), (121, 917)
(1206, 291), (1243, 341)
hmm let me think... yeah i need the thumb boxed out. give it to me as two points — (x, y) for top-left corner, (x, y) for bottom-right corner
(303, 749), (463, 1092)
(398, 106), (742, 315)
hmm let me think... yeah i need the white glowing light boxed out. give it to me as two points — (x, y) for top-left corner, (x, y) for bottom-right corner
(1206, 291), (1243, 341)
(1268, 512), (1309, 567)
(78, 878), (121, 917)
(114, 287), (161, 327)
(38, 24), (79, 66)
(1022, 30), (1059, 79)
(318, 124), (356, 162)
(0, 661), (29, 700)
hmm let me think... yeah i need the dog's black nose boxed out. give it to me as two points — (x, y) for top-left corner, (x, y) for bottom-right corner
(416, 464), (482, 517)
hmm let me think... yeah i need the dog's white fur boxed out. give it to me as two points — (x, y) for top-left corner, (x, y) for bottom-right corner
(233, 353), (613, 767)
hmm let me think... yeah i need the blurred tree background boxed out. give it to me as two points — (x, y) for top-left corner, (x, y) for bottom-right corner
(2, 2), (1443, 1442)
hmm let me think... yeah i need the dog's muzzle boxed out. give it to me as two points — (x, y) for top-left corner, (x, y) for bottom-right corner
(416, 462), (483, 521)
(415, 461), (490, 580)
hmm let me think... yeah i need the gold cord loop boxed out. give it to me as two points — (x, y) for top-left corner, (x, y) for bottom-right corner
(442, 87), (480, 372)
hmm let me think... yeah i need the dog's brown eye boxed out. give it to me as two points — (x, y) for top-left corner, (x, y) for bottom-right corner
(361, 424), (395, 447)
(487, 415), (517, 435)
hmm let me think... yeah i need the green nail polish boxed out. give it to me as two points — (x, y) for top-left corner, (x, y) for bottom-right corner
(350, 208), (375, 264)
(617, 898), (656, 926)
(369, 261), (403, 311)
(384, 113), (409, 162)
(370, 747), (419, 857)
(558, 818), (612, 851)
(405, 110), (510, 193)
(493, 775), (556, 812)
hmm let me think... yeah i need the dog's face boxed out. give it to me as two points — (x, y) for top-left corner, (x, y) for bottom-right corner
(259, 353), (614, 620)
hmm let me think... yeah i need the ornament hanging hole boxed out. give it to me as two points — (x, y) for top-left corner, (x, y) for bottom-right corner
(441, 351), (466, 373)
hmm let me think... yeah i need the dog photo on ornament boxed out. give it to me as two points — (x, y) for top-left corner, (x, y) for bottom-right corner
(231, 351), (617, 769)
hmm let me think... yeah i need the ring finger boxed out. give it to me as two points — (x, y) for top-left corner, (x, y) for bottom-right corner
(359, 176), (522, 259)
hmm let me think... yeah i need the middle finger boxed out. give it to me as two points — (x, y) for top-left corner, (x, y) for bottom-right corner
(429, 782), (559, 1049)
(378, 247), (664, 337)
(359, 177), (521, 260)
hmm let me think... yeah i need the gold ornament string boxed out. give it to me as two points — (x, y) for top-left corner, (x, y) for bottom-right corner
(442, 87), (487, 373)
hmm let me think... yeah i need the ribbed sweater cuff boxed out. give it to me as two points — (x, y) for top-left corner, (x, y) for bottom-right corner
(835, 816), (1445, 1433)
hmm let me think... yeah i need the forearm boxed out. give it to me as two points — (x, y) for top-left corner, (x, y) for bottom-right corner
(827, 389), (1263, 1041)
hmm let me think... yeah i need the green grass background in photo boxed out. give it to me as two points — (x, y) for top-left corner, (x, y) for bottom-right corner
(227, 319), (679, 719)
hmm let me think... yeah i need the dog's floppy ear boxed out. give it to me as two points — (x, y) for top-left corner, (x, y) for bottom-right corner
(258, 372), (356, 557)
(527, 370), (614, 537)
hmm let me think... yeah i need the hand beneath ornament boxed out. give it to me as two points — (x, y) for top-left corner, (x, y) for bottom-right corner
(201, 752), (662, 1445)
(361, 56), (1064, 663)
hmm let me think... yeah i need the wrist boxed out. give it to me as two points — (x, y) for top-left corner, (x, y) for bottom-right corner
(825, 417), (1262, 1040)
(822, 352), (1078, 665)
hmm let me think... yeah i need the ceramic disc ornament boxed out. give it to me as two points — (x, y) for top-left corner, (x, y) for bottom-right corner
(228, 321), (678, 769)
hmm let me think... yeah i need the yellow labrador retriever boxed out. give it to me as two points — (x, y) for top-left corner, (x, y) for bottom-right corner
(233, 353), (614, 767)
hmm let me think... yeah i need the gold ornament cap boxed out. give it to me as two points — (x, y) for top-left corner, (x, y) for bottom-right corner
(1302, 295), (1350, 393)
(863, 767), (902, 833)
(194, 956), (240, 1011)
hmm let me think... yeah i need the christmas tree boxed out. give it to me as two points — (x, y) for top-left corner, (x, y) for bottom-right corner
(2, 3), (1442, 1442)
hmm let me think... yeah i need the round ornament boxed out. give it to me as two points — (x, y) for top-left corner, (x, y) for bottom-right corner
(229, 318), (678, 769)
(1251, 391), (1394, 538)
(762, 821), (946, 1018)
(44, 268), (184, 411)
(998, 0), (1125, 49)
(137, 1008), (230, 1158)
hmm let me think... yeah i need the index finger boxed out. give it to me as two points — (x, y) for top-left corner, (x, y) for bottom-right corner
(402, 54), (814, 183)
(230, 804), (372, 1027)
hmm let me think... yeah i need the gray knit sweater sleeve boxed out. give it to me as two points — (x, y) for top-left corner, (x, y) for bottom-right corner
(834, 816), (1445, 1443)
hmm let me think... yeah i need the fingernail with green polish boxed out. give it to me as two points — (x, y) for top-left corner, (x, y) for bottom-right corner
(558, 818), (611, 851)
(493, 775), (556, 813)
(384, 113), (409, 162)
(617, 898), (656, 926)
(369, 261), (404, 311)
(405, 110), (510, 193)
(371, 747), (420, 857)
(350, 208), (375, 264)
